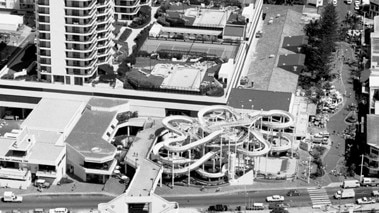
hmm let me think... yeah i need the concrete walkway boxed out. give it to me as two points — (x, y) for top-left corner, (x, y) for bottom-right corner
(121, 6), (159, 56)
(324, 42), (357, 183)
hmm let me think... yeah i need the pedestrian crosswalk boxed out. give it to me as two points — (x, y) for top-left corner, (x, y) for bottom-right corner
(307, 187), (332, 206)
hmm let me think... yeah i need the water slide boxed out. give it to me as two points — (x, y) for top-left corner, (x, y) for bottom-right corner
(162, 151), (218, 175)
(197, 105), (241, 128)
(196, 164), (228, 178)
(237, 129), (272, 157)
(154, 106), (296, 178)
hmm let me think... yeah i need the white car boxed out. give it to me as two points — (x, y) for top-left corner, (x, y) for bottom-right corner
(356, 197), (376, 204)
(333, 0), (338, 6)
(266, 195), (285, 202)
(372, 190), (379, 197)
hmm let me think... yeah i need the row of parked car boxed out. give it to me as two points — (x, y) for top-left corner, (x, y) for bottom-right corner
(207, 190), (300, 212)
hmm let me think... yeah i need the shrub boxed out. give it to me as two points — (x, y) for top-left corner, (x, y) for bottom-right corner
(157, 17), (170, 26)
(98, 64), (114, 75)
(129, 6), (151, 29)
(200, 84), (224, 97)
(137, 50), (150, 57)
(1, 73), (14, 79)
(166, 17), (186, 27)
(99, 74), (116, 83)
(0, 41), (6, 51)
(117, 61), (131, 77)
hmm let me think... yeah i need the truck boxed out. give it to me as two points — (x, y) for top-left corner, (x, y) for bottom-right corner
(361, 177), (379, 187)
(2, 191), (23, 202)
(342, 180), (360, 188)
(334, 189), (355, 199)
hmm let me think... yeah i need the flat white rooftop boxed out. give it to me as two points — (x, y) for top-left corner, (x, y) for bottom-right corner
(21, 98), (86, 132)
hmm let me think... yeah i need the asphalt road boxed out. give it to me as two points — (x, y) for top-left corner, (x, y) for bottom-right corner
(0, 186), (377, 211)
(336, 0), (354, 22)
(0, 194), (113, 211)
(164, 186), (378, 209)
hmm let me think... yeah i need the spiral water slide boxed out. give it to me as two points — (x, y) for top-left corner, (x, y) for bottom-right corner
(153, 115), (223, 175)
(249, 110), (295, 152)
(198, 105), (272, 157)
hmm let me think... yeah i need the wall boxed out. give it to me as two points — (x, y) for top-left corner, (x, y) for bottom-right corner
(48, 0), (67, 76)
(66, 144), (86, 181)
(0, 171), (31, 189)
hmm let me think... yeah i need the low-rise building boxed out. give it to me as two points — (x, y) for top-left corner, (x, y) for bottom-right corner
(65, 98), (129, 183)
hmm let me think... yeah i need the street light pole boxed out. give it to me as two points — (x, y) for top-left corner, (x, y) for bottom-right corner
(360, 154), (365, 182)
(361, 11), (366, 46)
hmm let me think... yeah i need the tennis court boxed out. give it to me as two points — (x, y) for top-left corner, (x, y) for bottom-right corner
(141, 39), (239, 59)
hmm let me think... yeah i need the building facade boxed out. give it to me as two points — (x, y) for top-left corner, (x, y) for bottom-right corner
(114, 0), (150, 23)
(35, 0), (116, 85)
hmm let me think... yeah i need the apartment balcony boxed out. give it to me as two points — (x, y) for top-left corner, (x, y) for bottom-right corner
(38, 42), (51, 49)
(37, 7), (50, 14)
(66, 51), (97, 61)
(97, 40), (112, 49)
(364, 161), (379, 171)
(140, 0), (151, 6)
(66, 42), (96, 53)
(116, 0), (140, 7)
(66, 34), (96, 44)
(97, 0), (111, 8)
(82, 159), (117, 175)
(366, 153), (379, 161)
(66, 18), (96, 27)
(0, 167), (30, 181)
(97, 31), (114, 42)
(115, 6), (139, 15)
(38, 25), (50, 32)
(66, 59), (97, 70)
(38, 17), (50, 24)
(39, 58), (51, 65)
(65, 7), (96, 18)
(37, 0), (49, 5)
(36, 170), (57, 178)
(65, 0), (96, 10)
(97, 23), (112, 33)
(38, 34), (51, 41)
(65, 25), (96, 36)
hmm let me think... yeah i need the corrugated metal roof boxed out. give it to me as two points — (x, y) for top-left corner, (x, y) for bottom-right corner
(278, 54), (305, 66)
(282, 35), (308, 47)
(227, 88), (292, 111)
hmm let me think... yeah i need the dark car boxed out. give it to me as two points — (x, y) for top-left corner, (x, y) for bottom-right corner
(287, 189), (300, 196)
(208, 204), (228, 212)
(268, 203), (289, 210)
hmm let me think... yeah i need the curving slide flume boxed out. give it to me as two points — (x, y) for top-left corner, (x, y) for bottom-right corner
(162, 151), (219, 175)
(153, 105), (295, 179)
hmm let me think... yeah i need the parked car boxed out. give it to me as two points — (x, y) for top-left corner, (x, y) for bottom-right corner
(208, 204), (228, 212)
(266, 195), (284, 202)
(287, 190), (300, 196)
(333, 0), (338, 6)
(356, 197), (376, 204)
(246, 203), (265, 210)
(269, 203), (290, 209)
(372, 190), (379, 197)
